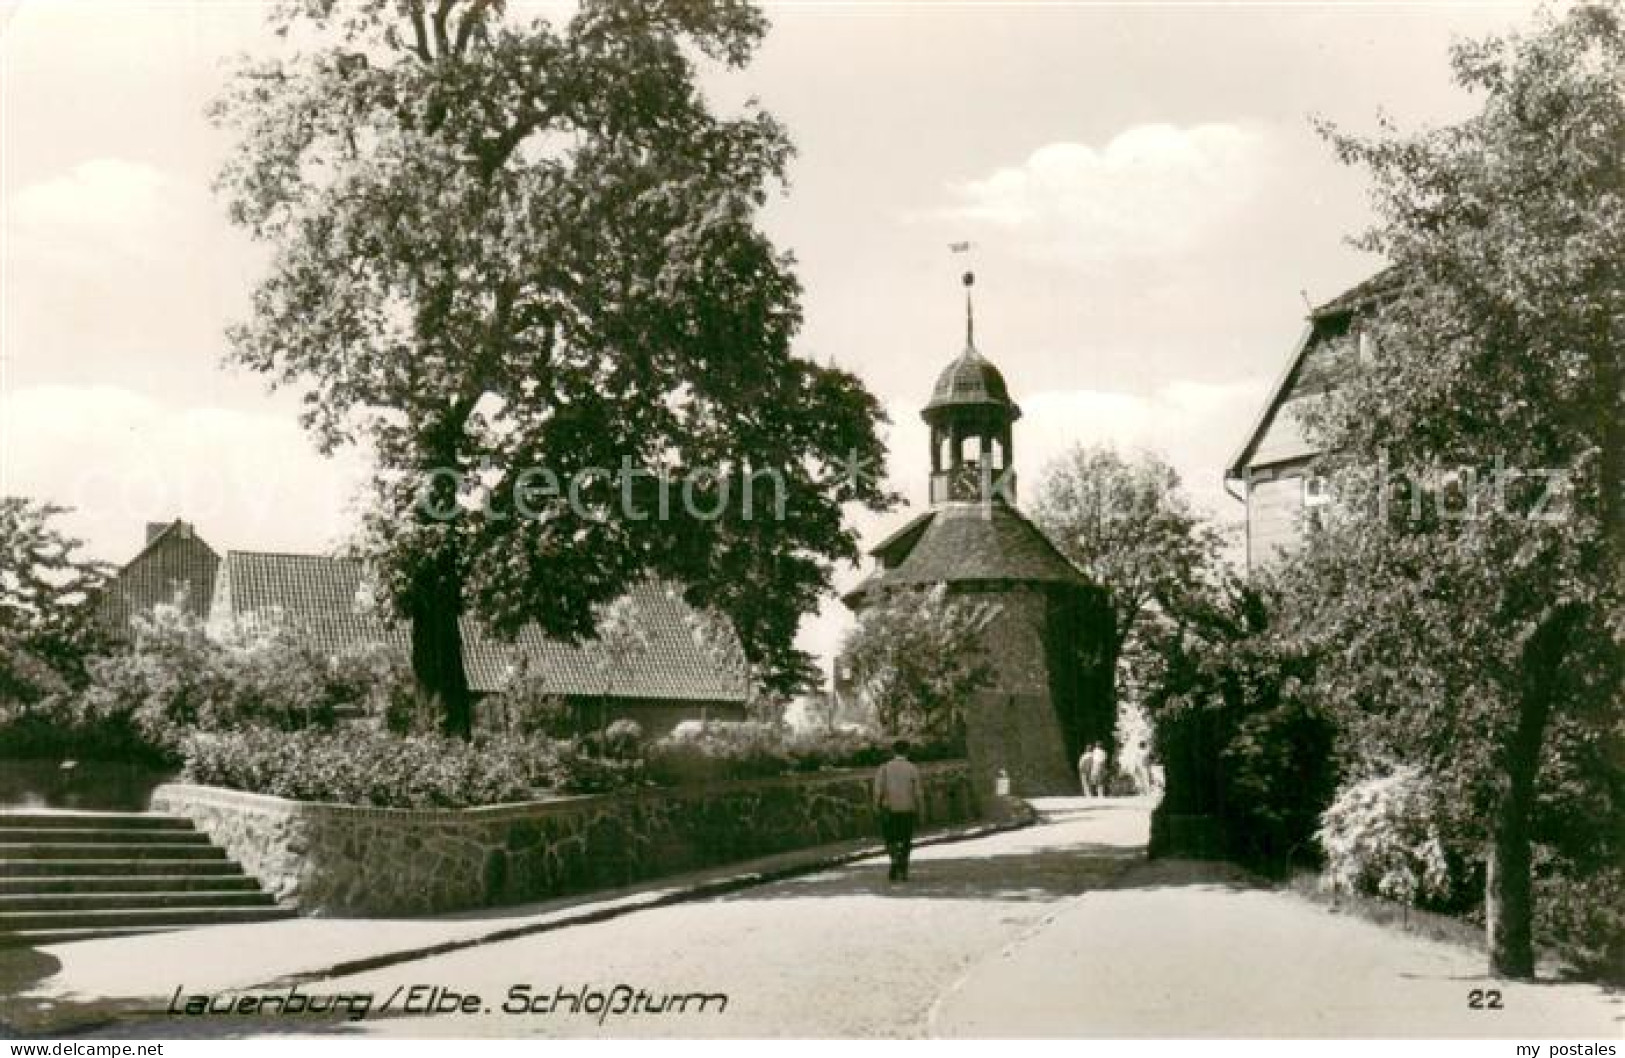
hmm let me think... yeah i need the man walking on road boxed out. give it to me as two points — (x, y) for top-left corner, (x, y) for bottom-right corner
(1080, 742), (1107, 796)
(874, 740), (925, 882)
(1090, 742), (1109, 796)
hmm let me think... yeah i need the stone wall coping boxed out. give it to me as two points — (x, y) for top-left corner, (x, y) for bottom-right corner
(154, 759), (969, 825)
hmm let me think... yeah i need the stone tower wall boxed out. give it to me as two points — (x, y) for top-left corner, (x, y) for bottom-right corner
(954, 585), (1083, 797)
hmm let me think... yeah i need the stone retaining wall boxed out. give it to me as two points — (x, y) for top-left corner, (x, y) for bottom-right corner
(152, 763), (977, 916)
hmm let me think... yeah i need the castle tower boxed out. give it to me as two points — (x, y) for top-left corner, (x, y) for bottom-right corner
(843, 274), (1113, 796)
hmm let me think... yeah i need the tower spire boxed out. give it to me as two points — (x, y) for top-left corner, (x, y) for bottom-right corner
(963, 270), (976, 352)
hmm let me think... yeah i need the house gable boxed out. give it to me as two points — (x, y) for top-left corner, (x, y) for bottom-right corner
(1228, 268), (1400, 571)
(98, 520), (220, 640)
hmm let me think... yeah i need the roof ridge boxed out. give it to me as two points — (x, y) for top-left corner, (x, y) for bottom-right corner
(123, 519), (218, 566)
(225, 548), (360, 561)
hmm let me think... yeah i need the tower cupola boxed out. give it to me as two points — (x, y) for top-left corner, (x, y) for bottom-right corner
(922, 272), (1021, 505)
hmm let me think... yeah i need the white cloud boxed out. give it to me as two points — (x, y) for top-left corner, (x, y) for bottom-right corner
(933, 124), (1268, 263)
(8, 158), (167, 231)
(5, 158), (181, 263)
(0, 385), (369, 563)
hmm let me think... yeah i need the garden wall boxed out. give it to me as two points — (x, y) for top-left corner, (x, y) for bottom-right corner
(152, 762), (978, 916)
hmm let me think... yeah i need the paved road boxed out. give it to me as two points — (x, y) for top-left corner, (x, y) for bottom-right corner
(92, 798), (1621, 1039)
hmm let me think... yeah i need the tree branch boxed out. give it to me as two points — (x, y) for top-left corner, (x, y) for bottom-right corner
(432, 0), (457, 59)
(409, 1), (434, 62)
(453, 0), (495, 56)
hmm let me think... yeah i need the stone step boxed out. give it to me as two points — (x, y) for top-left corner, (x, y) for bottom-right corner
(0, 811), (291, 945)
(0, 924), (180, 947)
(0, 890), (277, 912)
(0, 842), (227, 862)
(0, 873), (259, 894)
(0, 827), (212, 845)
(0, 904), (297, 933)
(1, 858), (245, 878)
(0, 812), (194, 831)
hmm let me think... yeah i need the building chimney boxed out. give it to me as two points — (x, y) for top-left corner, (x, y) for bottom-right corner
(145, 520), (194, 545)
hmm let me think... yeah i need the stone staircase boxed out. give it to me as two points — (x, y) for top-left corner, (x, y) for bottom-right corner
(0, 811), (295, 946)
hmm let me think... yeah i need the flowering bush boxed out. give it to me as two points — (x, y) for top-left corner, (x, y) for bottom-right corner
(1317, 768), (1456, 908)
(547, 738), (645, 793)
(598, 719), (645, 760)
(63, 605), (354, 758)
(643, 723), (959, 786)
(181, 729), (542, 808)
(179, 728), (648, 806)
(477, 656), (575, 738)
(323, 642), (433, 733)
(644, 723), (791, 786)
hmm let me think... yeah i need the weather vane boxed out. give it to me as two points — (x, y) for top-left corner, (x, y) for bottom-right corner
(951, 242), (977, 350)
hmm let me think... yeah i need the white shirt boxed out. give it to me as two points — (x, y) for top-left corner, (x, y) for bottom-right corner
(874, 757), (923, 813)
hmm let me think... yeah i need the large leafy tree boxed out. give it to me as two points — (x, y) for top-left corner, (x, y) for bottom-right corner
(0, 497), (112, 704)
(1032, 445), (1225, 721)
(839, 585), (1000, 743)
(213, 0), (891, 736)
(1138, 571), (1338, 871)
(1300, 1), (1624, 978)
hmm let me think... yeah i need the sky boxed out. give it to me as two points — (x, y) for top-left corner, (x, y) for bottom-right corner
(0, 0), (1538, 673)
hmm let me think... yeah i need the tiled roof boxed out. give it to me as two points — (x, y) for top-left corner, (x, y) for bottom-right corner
(845, 502), (1089, 606)
(98, 521), (220, 639)
(211, 551), (748, 702)
(1310, 266), (1402, 321)
(1225, 268), (1398, 480)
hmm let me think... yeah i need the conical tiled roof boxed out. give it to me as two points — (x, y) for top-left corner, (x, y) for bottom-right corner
(843, 502), (1089, 606)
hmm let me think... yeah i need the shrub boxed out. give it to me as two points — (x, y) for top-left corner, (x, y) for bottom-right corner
(645, 723), (791, 786)
(63, 606), (352, 758)
(1318, 768), (1457, 909)
(641, 724), (960, 786)
(179, 727), (651, 806)
(325, 643), (432, 734)
(599, 719), (645, 760)
(181, 728), (544, 809)
(1143, 579), (1340, 871)
(0, 692), (173, 766)
(478, 658), (576, 738)
(547, 738), (645, 794)
(1535, 866), (1625, 984)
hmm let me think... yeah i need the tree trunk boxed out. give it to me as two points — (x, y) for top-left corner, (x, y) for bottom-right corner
(409, 570), (473, 739)
(1486, 758), (1538, 978)
(1485, 612), (1568, 978)
(407, 417), (475, 739)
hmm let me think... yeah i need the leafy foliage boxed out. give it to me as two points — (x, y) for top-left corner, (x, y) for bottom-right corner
(476, 655), (579, 737)
(0, 498), (113, 704)
(838, 584), (1000, 743)
(72, 605), (341, 756)
(212, 0), (892, 734)
(1141, 575), (1339, 872)
(643, 722), (790, 785)
(1318, 768), (1456, 908)
(179, 721), (951, 805)
(11, 606), (424, 762)
(1534, 867), (1625, 984)
(181, 728), (541, 808)
(1298, 0), (1625, 977)
(1032, 445), (1226, 691)
(642, 722), (958, 786)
